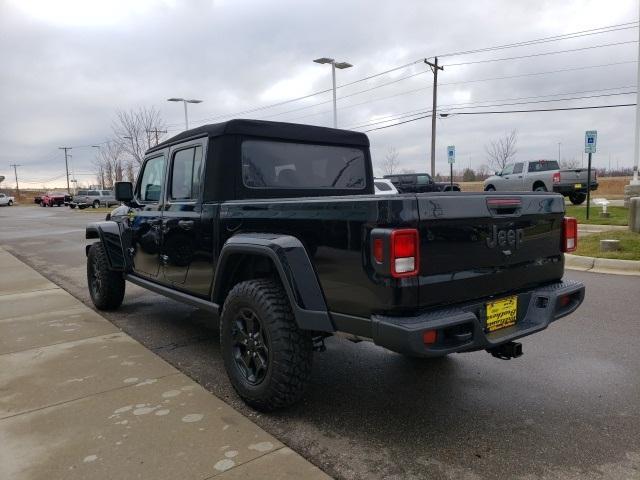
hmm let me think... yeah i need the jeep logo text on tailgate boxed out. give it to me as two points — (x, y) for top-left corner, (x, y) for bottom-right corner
(486, 225), (524, 249)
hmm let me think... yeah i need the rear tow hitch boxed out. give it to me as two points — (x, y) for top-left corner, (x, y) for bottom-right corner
(487, 341), (523, 360)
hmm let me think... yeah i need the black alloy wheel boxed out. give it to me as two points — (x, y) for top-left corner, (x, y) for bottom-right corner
(231, 307), (270, 385)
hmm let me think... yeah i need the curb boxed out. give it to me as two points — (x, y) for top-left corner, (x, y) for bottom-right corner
(565, 253), (640, 276)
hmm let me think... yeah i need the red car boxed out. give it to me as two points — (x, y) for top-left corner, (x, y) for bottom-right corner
(41, 192), (69, 207)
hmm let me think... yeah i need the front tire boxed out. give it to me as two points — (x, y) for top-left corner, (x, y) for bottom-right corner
(87, 242), (125, 310)
(93, 200), (100, 209)
(7, 200), (13, 206)
(220, 279), (313, 411)
(569, 192), (586, 205)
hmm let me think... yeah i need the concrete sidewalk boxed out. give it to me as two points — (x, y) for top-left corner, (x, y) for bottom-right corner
(0, 246), (330, 480)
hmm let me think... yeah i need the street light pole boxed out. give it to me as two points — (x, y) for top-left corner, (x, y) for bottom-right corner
(313, 57), (353, 128)
(558, 142), (561, 164)
(167, 98), (203, 131)
(633, 1), (640, 185)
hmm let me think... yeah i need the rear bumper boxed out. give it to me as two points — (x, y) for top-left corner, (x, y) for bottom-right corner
(553, 183), (598, 195)
(369, 279), (584, 357)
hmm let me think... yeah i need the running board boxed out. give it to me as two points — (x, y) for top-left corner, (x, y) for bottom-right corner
(125, 274), (220, 316)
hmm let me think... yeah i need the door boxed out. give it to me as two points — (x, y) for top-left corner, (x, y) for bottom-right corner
(494, 164), (514, 190)
(510, 162), (525, 190)
(130, 154), (166, 278)
(160, 142), (210, 295)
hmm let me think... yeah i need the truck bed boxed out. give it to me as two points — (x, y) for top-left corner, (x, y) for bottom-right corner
(219, 191), (566, 319)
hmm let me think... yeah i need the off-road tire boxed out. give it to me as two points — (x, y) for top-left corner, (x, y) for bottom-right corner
(220, 279), (313, 411)
(87, 242), (125, 310)
(569, 192), (586, 205)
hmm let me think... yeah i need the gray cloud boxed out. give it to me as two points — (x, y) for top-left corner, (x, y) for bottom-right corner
(0, 0), (636, 187)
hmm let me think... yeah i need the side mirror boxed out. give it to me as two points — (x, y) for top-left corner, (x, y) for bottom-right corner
(495, 171), (500, 176)
(115, 182), (133, 202)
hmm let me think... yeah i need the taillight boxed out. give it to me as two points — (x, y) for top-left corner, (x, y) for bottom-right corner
(390, 229), (419, 277)
(553, 172), (561, 184)
(562, 217), (577, 253)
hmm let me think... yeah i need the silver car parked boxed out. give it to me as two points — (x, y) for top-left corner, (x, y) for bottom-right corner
(70, 190), (119, 209)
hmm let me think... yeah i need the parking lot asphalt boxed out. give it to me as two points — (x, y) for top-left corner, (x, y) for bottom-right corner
(1, 205), (639, 480)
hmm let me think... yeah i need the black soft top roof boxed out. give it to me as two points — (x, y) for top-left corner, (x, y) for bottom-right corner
(148, 119), (369, 153)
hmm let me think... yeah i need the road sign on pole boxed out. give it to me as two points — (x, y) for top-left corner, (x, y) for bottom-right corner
(447, 145), (456, 164)
(585, 130), (597, 154)
(584, 130), (597, 219)
(447, 145), (455, 189)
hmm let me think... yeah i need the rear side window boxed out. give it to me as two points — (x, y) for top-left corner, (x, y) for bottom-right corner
(375, 181), (392, 191)
(138, 156), (165, 202)
(88, 190), (99, 196)
(101, 190), (111, 195)
(241, 140), (366, 190)
(170, 146), (203, 200)
(77, 190), (87, 196)
(528, 160), (559, 172)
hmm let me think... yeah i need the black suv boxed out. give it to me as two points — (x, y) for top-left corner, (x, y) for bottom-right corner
(384, 173), (460, 193)
(85, 119), (584, 411)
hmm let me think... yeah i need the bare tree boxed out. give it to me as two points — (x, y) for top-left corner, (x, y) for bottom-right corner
(485, 129), (518, 171)
(476, 163), (490, 179)
(94, 141), (125, 189)
(112, 106), (167, 167)
(379, 147), (400, 176)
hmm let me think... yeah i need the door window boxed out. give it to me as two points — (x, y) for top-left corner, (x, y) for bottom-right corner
(138, 156), (166, 202)
(88, 190), (99, 196)
(170, 146), (203, 200)
(512, 163), (524, 174)
(501, 164), (514, 175)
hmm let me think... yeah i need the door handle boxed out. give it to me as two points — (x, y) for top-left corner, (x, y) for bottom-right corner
(178, 220), (195, 230)
(518, 175), (523, 178)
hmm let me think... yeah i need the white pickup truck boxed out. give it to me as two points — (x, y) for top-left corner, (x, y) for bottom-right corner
(0, 193), (15, 206)
(483, 160), (598, 205)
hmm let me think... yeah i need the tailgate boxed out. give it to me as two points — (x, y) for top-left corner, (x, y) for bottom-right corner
(560, 169), (588, 184)
(417, 193), (565, 308)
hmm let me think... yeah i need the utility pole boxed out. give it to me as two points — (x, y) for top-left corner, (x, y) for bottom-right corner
(59, 147), (72, 194)
(146, 128), (167, 146)
(425, 57), (443, 176)
(632, 0), (640, 185)
(9, 164), (21, 197)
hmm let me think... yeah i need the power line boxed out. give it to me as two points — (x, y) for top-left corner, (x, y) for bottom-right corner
(349, 90), (636, 130)
(165, 22), (638, 129)
(264, 60), (636, 125)
(442, 40), (638, 67)
(345, 85), (636, 129)
(363, 103), (636, 132)
(435, 22), (638, 58)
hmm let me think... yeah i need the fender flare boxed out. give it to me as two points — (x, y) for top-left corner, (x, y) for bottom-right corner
(85, 221), (128, 271)
(212, 233), (334, 333)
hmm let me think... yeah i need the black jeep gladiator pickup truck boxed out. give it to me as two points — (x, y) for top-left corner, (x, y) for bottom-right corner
(85, 119), (585, 411)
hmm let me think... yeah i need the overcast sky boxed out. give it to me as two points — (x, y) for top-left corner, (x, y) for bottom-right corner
(0, 0), (638, 188)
